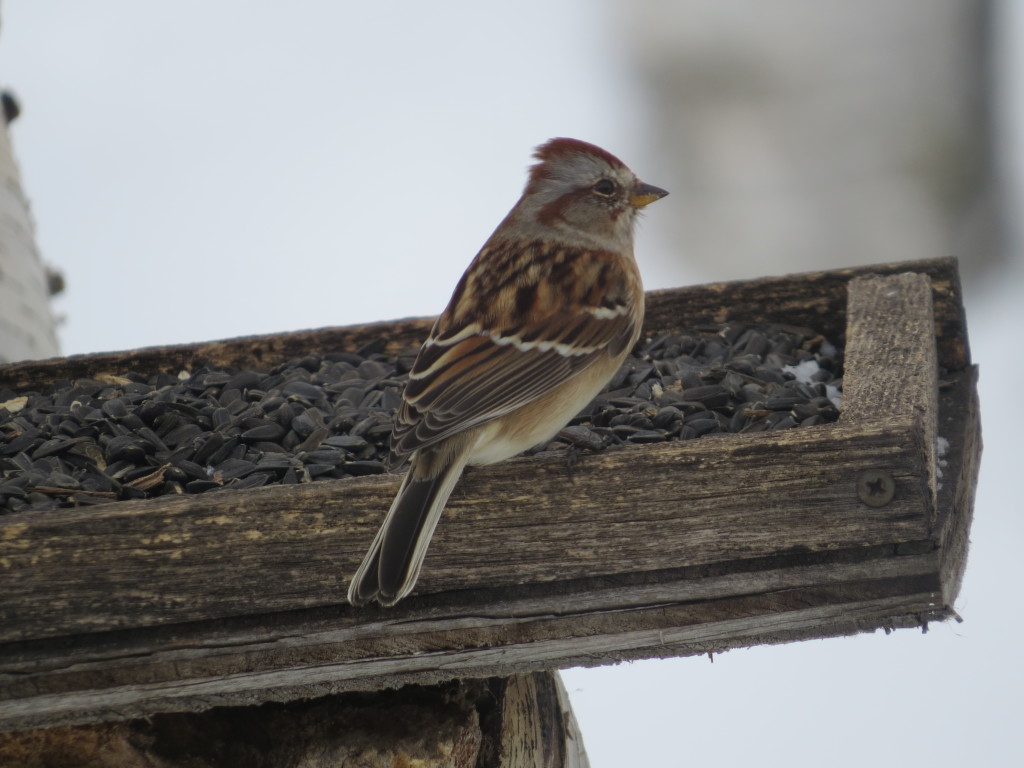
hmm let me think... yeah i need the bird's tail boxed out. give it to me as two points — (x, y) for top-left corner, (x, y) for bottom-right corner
(347, 453), (468, 606)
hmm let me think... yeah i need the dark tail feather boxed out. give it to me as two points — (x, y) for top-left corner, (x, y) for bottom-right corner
(347, 456), (467, 606)
(377, 473), (445, 597)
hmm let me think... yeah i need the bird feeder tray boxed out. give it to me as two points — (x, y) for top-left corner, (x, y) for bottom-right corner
(0, 257), (980, 732)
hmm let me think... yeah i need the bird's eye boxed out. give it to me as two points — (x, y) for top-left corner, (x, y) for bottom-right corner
(592, 179), (617, 197)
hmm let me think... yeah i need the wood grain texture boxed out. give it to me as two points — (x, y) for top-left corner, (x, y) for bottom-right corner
(0, 675), (583, 768)
(495, 673), (589, 768)
(0, 419), (932, 643)
(642, 256), (965, 369)
(842, 272), (939, 515)
(934, 365), (981, 605)
(0, 671), (585, 768)
(0, 257), (978, 733)
(0, 319), (436, 392)
(0, 257), (965, 392)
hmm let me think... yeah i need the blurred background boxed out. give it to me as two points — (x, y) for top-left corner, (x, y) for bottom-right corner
(0, 1), (1019, 765)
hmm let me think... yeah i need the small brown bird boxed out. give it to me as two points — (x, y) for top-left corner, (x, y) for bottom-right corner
(347, 138), (667, 606)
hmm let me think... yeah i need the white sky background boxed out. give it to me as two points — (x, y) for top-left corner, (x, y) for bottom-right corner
(1, 2), (1022, 766)
(0, 1), (663, 355)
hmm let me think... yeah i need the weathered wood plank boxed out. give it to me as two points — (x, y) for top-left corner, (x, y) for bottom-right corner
(0, 561), (945, 732)
(0, 319), (436, 392)
(934, 365), (981, 605)
(0, 550), (942, 679)
(0, 419), (931, 643)
(0, 256), (966, 392)
(644, 256), (966, 370)
(497, 673), (589, 768)
(842, 272), (939, 515)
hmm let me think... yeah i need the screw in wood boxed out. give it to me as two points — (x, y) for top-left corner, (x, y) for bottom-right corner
(857, 469), (895, 507)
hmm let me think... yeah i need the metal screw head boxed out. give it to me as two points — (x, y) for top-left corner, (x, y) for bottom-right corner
(857, 469), (895, 507)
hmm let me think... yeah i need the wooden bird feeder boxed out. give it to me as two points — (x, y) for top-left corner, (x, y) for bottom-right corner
(0, 257), (980, 762)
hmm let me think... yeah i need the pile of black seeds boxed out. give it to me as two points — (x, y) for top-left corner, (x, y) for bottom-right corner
(0, 323), (841, 514)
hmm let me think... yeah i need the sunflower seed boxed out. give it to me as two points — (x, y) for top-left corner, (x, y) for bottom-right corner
(1, 321), (841, 514)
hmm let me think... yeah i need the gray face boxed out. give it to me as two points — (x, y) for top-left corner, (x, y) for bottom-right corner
(513, 151), (642, 253)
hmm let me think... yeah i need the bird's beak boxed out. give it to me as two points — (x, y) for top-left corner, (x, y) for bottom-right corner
(629, 182), (669, 209)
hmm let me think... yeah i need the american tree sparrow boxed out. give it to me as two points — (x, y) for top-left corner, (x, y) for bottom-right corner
(348, 138), (667, 606)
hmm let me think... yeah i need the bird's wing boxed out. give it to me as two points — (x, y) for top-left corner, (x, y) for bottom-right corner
(390, 242), (641, 462)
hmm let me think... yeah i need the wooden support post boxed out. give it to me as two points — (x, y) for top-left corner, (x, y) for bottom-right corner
(0, 257), (980, 738)
(0, 671), (588, 767)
